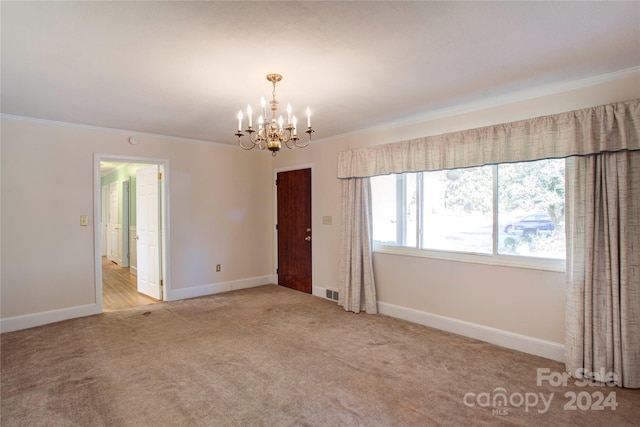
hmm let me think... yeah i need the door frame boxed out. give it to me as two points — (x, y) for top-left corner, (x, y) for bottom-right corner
(93, 154), (171, 310)
(273, 163), (314, 293)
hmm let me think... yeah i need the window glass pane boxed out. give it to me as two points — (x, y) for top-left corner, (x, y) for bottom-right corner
(421, 166), (493, 254)
(371, 174), (398, 245)
(498, 159), (565, 259)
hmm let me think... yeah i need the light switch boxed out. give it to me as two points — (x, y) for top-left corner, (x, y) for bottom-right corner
(322, 215), (333, 225)
(80, 215), (88, 226)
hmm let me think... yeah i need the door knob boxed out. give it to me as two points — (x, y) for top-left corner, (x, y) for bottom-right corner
(305, 236), (311, 241)
(135, 235), (140, 240)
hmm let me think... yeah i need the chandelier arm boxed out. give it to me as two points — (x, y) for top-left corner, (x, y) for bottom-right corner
(253, 130), (270, 150)
(284, 137), (295, 150)
(238, 137), (259, 150)
(293, 139), (310, 149)
(292, 127), (313, 148)
(247, 130), (262, 145)
(238, 139), (258, 150)
(237, 128), (266, 150)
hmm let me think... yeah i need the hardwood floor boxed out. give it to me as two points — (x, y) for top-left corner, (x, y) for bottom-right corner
(102, 257), (158, 312)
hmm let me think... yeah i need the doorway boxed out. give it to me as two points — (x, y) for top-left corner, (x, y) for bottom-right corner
(276, 167), (312, 294)
(94, 155), (169, 312)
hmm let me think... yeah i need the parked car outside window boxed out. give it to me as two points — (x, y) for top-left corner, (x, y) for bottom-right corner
(504, 213), (554, 236)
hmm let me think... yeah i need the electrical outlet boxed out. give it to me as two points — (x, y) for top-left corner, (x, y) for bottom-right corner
(216, 264), (221, 272)
(80, 215), (88, 226)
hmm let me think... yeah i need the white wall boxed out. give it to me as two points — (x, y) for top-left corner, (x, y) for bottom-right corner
(0, 119), (274, 328)
(271, 72), (640, 359)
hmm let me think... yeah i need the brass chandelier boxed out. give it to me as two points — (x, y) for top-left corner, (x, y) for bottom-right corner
(235, 74), (314, 155)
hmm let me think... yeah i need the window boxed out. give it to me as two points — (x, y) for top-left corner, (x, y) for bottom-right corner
(421, 166), (493, 254)
(497, 160), (565, 259)
(371, 159), (565, 269)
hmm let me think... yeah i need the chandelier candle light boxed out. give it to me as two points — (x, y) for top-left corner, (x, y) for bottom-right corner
(235, 74), (314, 155)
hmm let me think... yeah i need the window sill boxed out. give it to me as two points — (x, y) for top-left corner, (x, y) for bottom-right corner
(373, 244), (566, 273)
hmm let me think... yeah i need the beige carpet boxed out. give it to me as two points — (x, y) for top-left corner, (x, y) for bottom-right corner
(2, 285), (639, 426)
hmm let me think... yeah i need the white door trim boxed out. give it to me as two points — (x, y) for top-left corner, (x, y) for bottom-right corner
(94, 154), (171, 310)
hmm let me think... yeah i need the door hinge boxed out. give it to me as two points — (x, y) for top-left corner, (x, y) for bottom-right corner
(275, 178), (279, 185)
(275, 224), (279, 230)
(276, 268), (278, 274)
(160, 279), (163, 287)
(158, 172), (163, 180)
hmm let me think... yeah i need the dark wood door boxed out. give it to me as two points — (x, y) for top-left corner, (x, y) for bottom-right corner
(277, 168), (312, 294)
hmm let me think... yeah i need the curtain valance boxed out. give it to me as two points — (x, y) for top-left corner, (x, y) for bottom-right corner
(337, 99), (640, 179)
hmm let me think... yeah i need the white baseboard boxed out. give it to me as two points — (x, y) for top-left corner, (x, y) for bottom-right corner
(167, 275), (276, 301)
(0, 304), (102, 333)
(313, 285), (328, 298)
(1, 282), (563, 363)
(1, 275), (276, 333)
(377, 301), (564, 362)
(130, 265), (138, 276)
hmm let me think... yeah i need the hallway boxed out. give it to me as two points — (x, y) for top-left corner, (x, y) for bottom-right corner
(102, 257), (158, 312)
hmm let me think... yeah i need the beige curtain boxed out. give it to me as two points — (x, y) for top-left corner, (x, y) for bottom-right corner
(338, 99), (640, 179)
(565, 151), (640, 388)
(337, 177), (377, 314)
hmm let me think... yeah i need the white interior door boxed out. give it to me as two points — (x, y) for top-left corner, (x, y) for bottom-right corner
(136, 165), (162, 300)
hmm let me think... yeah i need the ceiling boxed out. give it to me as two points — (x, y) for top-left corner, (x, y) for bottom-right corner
(99, 161), (124, 177)
(2, 1), (639, 145)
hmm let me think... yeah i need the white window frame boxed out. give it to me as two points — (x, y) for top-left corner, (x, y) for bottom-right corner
(372, 163), (566, 273)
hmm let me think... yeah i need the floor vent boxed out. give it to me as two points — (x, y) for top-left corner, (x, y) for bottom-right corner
(325, 289), (339, 301)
